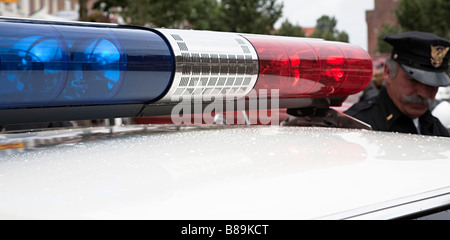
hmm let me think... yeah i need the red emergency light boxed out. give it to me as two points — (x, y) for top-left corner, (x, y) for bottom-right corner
(244, 34), (372, 99)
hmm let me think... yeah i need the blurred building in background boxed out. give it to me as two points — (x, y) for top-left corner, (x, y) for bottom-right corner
(0, 0), (125, 23)
(0, 0), (97, 20)
(366, 0), (399, 57)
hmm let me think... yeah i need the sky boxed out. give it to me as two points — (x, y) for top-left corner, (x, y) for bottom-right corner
(275, 0), (375, 50)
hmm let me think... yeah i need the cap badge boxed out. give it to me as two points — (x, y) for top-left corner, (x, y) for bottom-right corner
(430, 45), (449, 68)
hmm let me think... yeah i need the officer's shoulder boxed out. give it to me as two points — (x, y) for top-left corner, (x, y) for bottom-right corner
(344, 97), (377, 116)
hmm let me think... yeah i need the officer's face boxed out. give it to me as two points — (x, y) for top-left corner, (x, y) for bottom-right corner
(385, 65), (438, 119)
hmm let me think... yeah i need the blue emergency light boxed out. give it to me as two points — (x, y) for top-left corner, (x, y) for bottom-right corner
(0, 20), (174, 108)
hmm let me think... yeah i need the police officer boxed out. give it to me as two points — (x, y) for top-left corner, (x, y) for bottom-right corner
(345, 31), (450, 137)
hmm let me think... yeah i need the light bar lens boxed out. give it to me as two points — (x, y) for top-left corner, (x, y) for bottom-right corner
(0, 23), (68, 105)
(243, 35), (372, 98)
(55, 25), (125, 102)
(0, 19), (373, 117)
(0, 21), (174, 109)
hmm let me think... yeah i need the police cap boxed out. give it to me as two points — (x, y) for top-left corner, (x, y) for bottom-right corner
(383, 31), (450, 87)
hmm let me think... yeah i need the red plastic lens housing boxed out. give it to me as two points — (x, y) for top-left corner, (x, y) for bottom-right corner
(243, 35), (372, 99)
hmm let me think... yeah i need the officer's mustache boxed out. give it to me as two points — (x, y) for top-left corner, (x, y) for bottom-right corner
(402, 95), (435, 107)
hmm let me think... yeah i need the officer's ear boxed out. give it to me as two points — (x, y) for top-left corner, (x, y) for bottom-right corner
(383, 63), (393, 84)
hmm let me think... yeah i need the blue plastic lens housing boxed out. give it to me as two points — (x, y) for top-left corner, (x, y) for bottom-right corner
(0, 21), (174, 109)
(0, 23), (67, 105)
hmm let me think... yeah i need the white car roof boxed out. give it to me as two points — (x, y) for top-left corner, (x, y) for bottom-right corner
(1, 125), (449, 219)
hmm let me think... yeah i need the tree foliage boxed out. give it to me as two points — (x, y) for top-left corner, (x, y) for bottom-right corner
(276, 19), (305, 37)
(396, 0), (450, 38)
(217, 0), (283, 34)
(310, 15), (349, 42)
(87, 0), (350, 40)
(125, 0), (220, 29)
(377, 24), (401, 54)
(376, 0), (449, 54)
(90, 0), (282, 33)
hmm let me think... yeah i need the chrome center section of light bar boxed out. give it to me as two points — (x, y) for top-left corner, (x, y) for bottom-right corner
(156, 29), (259, 102)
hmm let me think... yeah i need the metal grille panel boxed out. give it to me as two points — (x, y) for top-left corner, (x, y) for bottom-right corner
(156, 29), (259, 102)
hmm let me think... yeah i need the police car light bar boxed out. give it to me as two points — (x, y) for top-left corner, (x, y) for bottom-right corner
(0, 18), (372, 124)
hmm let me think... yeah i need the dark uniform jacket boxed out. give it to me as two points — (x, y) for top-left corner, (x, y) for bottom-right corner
(345, 87), (449, 137)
